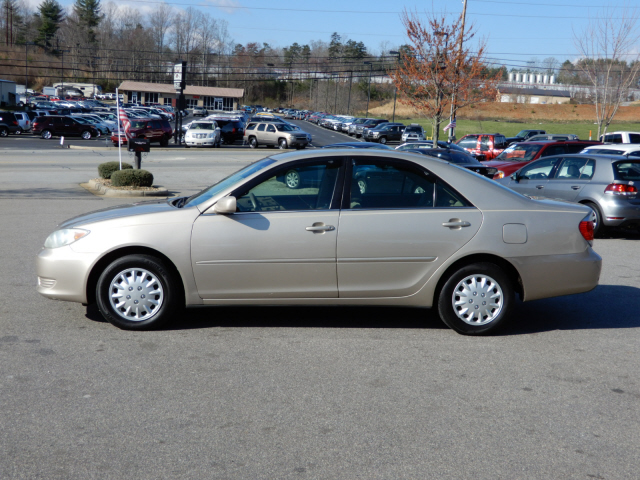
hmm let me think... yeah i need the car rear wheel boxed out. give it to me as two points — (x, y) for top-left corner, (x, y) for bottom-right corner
(159, 135), (168, 147)
(249, 136), (258, 148)
(95, 254), (179, 330)
(81, 130), (92, 140)
(15, 128), (23, 135)
(285, 170), (301, 189)
(584, 202), (605, 238)
(41, 129), (52, 139)
(279, 138), (288, 149)
(437, 262), (513, 335)
(0, 127), (8, 137)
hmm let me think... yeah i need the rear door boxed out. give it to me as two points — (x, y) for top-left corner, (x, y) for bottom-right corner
(336, 156), (482, 298)
(543, 157), (595, 201)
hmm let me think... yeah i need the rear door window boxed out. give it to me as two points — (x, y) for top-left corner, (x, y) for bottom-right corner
(540, 145), (566, 157)
(603, 134), (623, 144)
(628, 134), (640, 144)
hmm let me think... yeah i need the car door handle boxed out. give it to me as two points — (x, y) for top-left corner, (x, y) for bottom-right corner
(571, 186), (581, 190)
(306, 224), (335, 232)
(536, 185), (545, 189)
(442, 219), (471, 229)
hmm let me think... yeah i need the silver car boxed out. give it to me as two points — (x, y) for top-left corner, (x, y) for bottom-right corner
(497, 153), (640, 236)
(36, 150), (601, 335)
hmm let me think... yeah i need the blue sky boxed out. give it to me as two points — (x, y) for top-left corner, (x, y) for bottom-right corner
(56, 0), (638, 70)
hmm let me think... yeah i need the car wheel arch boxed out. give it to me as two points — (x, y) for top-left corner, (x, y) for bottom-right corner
(85, 246), (185, 307)
(432, 253), (523, 307)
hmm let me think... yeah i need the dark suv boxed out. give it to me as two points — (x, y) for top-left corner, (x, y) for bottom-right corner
(213, 119), (245, 145)
(127, 119), (174, 146)
(32, 115), (99, 139)
(363, 123), (406, 144)
(356, 119), (389, 138)
(0, 111), (21, 136)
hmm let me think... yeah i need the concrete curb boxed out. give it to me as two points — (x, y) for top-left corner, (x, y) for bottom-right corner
(82, 179), (171, 197)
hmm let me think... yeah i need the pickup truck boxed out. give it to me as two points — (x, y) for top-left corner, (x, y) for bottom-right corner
(599, 131), (640, 144)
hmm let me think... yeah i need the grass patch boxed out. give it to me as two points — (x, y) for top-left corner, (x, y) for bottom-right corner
(387, 117), (640, 140)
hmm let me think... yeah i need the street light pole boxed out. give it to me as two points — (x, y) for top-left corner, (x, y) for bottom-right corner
(364, 61), (373, 118)
(92, 56), (100, 98)
(347, 70), (353, 115)
(334, 74), (339, 112)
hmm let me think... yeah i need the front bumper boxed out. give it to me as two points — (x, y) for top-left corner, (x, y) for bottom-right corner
(36, 246), (99, 304)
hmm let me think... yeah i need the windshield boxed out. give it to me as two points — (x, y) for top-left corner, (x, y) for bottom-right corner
(494, 144), (543, 162)
(275, 124), (295, 132)
(183, 158), (277, 208)
(190, 123), (215, 130)
(74, 117), (90, 124)
(516, 130), (531, 137)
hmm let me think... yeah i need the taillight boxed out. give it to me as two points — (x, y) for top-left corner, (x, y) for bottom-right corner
(604, 183), (637, 196)
(579, 217), (594, 243)
(231, 128), (236, 133)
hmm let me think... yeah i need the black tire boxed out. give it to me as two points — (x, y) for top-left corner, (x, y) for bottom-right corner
(0, 127), (8, 137)
(437, 262), (514, 335)
(41, 129), (52, 139)
(249, 136), (258, 148)
(379, 136), (387, 144)
(81, 130), (92, 140)
(15, 127), (23, 135)
(279, 138), (288, 149)
(95, 254), (179, 330)
(159, 135), (168, 147)
(584, 202), (605, 238)
(284, 169), (301, 189)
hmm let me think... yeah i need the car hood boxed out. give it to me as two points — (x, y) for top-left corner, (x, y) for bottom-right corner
(483, 159), (529, 169)
(58, 200), (175, 228)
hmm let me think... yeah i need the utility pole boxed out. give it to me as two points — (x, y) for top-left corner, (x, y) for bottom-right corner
(347, 70), (353, 115)
(449, 0), (468, 142)
(389, 51), (401, 122)
(364, 61), (373, 118)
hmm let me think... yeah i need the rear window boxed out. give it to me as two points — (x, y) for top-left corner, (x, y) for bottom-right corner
(494, 144), (544, 162)
(614, 161), (640, 181)
(583, 148), (625, 155)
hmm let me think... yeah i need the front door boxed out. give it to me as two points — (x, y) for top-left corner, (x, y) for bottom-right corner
(191, 158), (343, 299)
(543, 157), (594, 201)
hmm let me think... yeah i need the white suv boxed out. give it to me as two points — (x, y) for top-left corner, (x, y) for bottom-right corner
(401, 124), (426, 143)
(185, 121), (221, 148)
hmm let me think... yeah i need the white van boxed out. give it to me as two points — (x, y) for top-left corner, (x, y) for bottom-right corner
(599, 131), (640, 144)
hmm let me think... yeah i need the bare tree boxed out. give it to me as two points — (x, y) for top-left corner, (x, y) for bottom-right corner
(574, 6), (640, 137)
(148, 2), (172, 82)
(390, 10), (501, 146)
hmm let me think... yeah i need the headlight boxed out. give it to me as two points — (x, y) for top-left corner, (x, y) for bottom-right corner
(44, 228), (89, 249)
(494, 170), (505, 180)
(208, 133), (214, 138)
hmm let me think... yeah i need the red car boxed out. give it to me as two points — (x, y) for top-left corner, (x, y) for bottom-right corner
(486, 140), (601, 179)
(111, 118), (173, 146)
(456, 133), (510, 160)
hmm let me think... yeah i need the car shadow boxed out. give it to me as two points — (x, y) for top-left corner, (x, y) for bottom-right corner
(83, 284), (640, 335)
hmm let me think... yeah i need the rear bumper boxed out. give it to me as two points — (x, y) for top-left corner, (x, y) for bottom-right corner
(508, 248), (602, 302)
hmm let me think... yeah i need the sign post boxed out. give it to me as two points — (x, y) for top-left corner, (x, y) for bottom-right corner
(174, 61), (187, 145)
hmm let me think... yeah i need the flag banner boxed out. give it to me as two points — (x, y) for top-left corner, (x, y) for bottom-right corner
(443, 119), (456, 131)
(117, 99), (132, 139)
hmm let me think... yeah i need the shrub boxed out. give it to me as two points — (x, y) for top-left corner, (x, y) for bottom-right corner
(98, 162), (132, 179)
(111, 169), (154, 187)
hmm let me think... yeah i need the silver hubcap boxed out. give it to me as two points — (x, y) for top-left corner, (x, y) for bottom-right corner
(108, 268), (164, 322)
(286, 171), (299, 188)
(587, 206), (598, 230)
(452, 274), (503, 326)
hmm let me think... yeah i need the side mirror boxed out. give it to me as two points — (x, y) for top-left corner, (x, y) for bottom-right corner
(213, 196), (237, 214)
(511, 173), (519, 182)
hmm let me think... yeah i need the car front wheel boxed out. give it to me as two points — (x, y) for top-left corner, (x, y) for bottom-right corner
(95, 254), (179, 330)
(279, 138), (288, 149)
(249, 137), (258, 148)
(437, 262), (514, 335)
(379, 136), (387, 144)
(41, 129), (52, 139)
(81, 130), (92, 140)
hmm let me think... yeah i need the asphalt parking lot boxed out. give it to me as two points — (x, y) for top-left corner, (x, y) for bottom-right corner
(1, 148), (639, 479)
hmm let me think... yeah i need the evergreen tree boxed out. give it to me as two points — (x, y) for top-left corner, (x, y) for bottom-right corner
(74, 0), (103, 43)
(36, 0), (64, 49)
